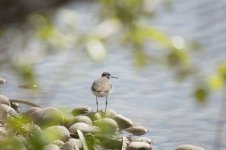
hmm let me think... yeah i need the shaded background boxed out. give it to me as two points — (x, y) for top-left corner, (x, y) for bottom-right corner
(0, 0), (226, 149)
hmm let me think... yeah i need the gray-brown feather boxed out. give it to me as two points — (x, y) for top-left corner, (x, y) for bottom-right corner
(91, 77), (112, 97)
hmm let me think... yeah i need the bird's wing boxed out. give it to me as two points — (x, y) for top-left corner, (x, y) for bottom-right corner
(91, 78), (112, 93)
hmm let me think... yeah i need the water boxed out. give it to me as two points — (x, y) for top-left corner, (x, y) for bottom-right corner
(1, 0), (226, 149)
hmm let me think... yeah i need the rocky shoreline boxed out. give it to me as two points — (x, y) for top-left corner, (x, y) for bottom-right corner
(0, 94), (206, 150)
(0, 94), (153, 150)
(0, 78), (205, 150)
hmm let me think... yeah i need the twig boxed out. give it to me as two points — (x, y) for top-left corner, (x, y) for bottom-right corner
(9, 99), (42, 108)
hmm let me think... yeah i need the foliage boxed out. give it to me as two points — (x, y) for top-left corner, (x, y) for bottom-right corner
(0, 0), (225, 103)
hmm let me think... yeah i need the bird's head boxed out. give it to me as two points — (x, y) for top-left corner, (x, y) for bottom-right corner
(101, 72), (118, 79)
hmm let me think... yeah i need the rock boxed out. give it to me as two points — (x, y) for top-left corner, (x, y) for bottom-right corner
(44, 144), (61, 150)
(51, 140), (64, 147)
(94, 118), (119, 133)
(10, 102), (19, 112)
(95, 134), (123, 149)
(0, 125), (7, 137)
(23, 123), (43, 135)
(126, 142), (152, 150)
(31, 107), (64, 128)
(44, 126), (70, 142)
(84, 112), (101, 121)
(30, 108), (45, 123)
(69, 122), (100, 134)
(72, 116), (93, 125)
(68, 138), (82, 149)
(99, 109), (117, 118)
(0, 104), (17, 120)
(0, 95), (10, 106)
(112, 114), (133, 130)
(131, 137), (153, 145)
(24, 107), (42, 116)
(125, 126), (148, 136)
(175, 144), (205, 150)
(62, 140), (80, 150)
(71, 106), (90, 116)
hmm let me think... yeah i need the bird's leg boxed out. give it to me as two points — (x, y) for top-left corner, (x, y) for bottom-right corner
(96, 97), (99, 112)
(105, 96), (108, 112)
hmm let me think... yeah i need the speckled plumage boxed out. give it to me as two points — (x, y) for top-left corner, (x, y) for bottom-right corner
(91, 77), (112, 97)
(91, 72), (117, 112)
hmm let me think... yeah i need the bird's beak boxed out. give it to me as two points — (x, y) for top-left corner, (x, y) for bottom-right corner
(111, 75), (119, 79)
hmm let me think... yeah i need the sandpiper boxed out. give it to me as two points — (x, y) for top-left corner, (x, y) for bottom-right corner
(91, 72), (118, 112)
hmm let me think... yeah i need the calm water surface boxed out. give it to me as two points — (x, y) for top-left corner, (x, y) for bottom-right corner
(1, 0), (226, 149)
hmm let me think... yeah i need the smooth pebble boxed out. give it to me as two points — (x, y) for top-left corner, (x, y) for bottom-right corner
(44, 126), (70, 142)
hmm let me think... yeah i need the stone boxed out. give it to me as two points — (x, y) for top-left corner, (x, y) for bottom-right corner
(0, 104), (17, 120)
(10, 102), (19, 112)
(94, 118), (119, 133)
(24, 107), (42, 116)
(112, 114), (133, 129)
(131, 137), (153, 145)
(69, 122), (100, 134)
(125, 126), (148, 136)
(126, 142), (152, 150)
(68, 138), (82, 149)
(72, 116), (92, 125)
(0, 125), (7, 137)
(44, 144), (61, 150)
(62, 140), (80, 150)
(0, 95), (10, 106)
(44, 126), (70, 142)
(95, 134), (122, 149)
(31, 107), (64, 128)
(175, 144), (205, 150)
(23, 123), (43, 135)
(71, 106), (90, 116)
(84, 112), (101, 121)
(51, 140), (64, 147)
(99, 109), (117, 118)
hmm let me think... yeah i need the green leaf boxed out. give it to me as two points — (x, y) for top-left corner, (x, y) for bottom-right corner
(194, 86), (208, 104)
(218, 63), (226, 81)
(134, 48), (149, 67)
(145, 27), (172, 48)
(208, 74), (224, 90)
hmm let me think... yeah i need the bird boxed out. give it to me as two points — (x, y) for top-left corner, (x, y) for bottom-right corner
(91, 72), (118, 112)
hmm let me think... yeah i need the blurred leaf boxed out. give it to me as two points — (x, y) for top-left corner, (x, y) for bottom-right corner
(145, 27), (172, 48)
(28, 132), (48, 150)
(208, 74), (224, 90)
(85, 134), (95, 150)
(167, 49), (190, 67)
(123, 25), (147, 46)
(188, 40), (202, 51)
(218, 63), (226, 81)
(194, 86), (208, 104)
(0, 137), (25, 150)
(171, 35), (185, 50)
(37, 25), (56, 40)
(134, 48), (149, 67)
(86, 39), (106, 62)
(163, 0), (173, 10)
(175, 66), (193, 81)
(12, 62), (37, 90)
